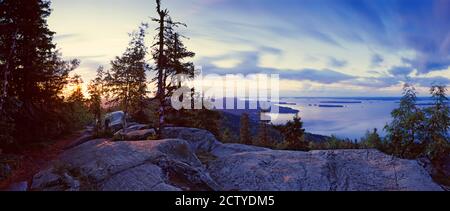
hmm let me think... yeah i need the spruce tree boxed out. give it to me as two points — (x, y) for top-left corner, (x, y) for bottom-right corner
(66, 74), (84, 103)
(65, 74), (91, 131)
(257, 109), (273, 148)
(240, 113), (251, 145)
(87, 66), (105, 134)
(1, 0), (79, 143)
(282, 114), (307, 150)
(257, 122), (271, 147)
(104, 24), (149, 130)
(166, 31), (196, 91)
(161, 23), (196, 127)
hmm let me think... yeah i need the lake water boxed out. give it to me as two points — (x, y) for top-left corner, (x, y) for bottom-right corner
(270, 97), (434, 140)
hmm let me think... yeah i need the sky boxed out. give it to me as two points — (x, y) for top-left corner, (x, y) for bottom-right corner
(48, 0), (450, 97)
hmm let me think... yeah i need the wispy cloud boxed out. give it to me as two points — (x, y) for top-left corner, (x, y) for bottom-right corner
(54, 33), (79, 41)
(327, 57), (348, 68)
(389, 66), (413, 76)
(371, 54), (384, 67)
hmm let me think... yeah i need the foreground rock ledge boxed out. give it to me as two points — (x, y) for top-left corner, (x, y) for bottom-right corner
(32, 128), (443, 191)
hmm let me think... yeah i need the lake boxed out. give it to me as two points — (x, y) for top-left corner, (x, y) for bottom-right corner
(270, 97), (435, 140)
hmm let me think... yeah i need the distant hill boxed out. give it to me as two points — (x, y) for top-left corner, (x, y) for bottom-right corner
(215, 98), (298, 122)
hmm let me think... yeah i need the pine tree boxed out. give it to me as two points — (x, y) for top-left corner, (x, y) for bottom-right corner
(66, 74), (84, 103)
(256, 109), (273, 148)
(1, 0), (79, 143)
(257, 122), (271, 147)
(165, 31), (196, 91)
(160, 24), (196, 126)
(240, 113), (251, 145)
(423, 85), (450, 161)
(385, 84), (425, 158)
(65, 74), (91, 131)
(104, 24), (149, 130)
(87, 66), (105, 134)
(281, 114), (307, 150)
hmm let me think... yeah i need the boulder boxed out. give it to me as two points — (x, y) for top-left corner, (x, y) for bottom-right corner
(126, 124), (150, 131)
(103, 111), (125, 132)
(31, 138), (220, 191)
(206, 149), (443, 191)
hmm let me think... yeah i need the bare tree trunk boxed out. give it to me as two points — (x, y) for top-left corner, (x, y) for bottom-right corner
(191, 87), (195, 109)
(123, 79), (129, 131)
(0, 29), (18, 112)
(174, 35), (182, 89)
(156, 0), (166, 138)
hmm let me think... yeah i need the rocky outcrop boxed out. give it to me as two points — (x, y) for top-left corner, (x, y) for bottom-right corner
(163, 127), (222, 153)
(206, 149), (442, 191)
(31, 138), (220, 191)
(162, 127), (269, 157)
(31, 127), (443, 191)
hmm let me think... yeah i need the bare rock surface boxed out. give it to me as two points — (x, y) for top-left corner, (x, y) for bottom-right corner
(163, 127), (222, 153)
(31, 127), (443, 191)
(206, 149), (443, 191)
(31, 138), (220, 191)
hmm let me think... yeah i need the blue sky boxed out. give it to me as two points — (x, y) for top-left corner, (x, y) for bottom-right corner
(48, 0), (450, 97)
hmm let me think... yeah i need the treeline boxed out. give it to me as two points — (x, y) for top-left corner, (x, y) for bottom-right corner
(234, 112), (309, 150)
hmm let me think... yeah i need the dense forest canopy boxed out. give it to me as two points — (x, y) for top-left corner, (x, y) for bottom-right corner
(0, 0), (79, 146)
